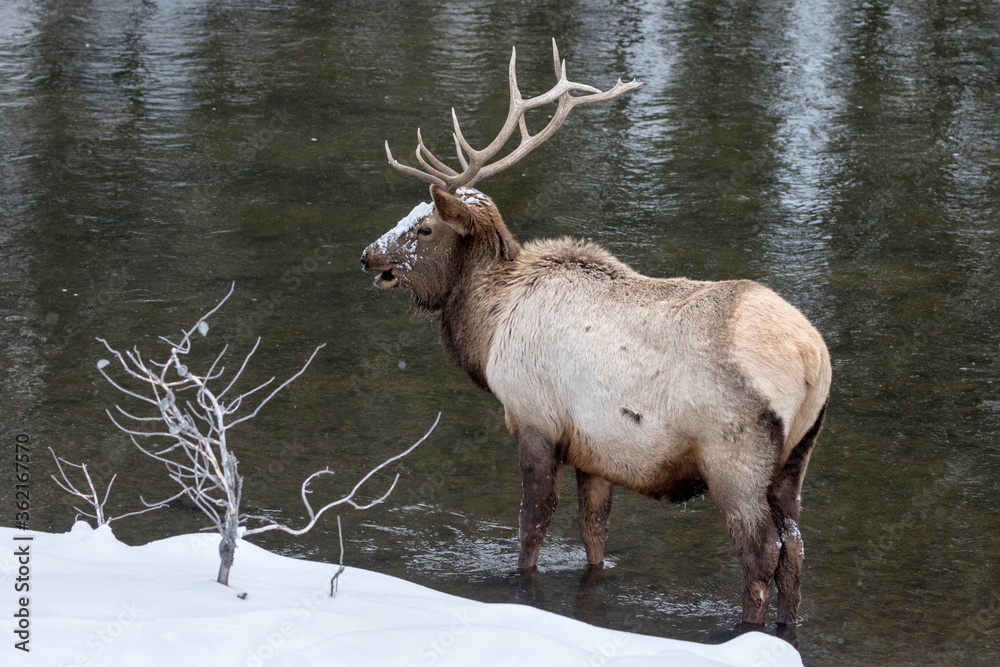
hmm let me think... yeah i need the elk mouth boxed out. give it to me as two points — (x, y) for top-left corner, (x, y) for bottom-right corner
(375, 269), (399, 289)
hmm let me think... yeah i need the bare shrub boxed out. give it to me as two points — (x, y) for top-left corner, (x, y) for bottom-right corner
(96, 284), (436, 585)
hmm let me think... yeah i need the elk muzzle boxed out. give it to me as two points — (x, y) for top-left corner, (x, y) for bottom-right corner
(360, 247), (400, 289)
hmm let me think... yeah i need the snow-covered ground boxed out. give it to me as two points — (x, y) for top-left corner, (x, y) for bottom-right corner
(1, 523), (802, 666)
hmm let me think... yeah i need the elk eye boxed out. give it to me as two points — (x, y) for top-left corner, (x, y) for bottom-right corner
(418, 227), (432, 236)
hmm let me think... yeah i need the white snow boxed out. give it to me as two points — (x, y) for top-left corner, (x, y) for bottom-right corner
(368, 201), (434, 271)
(456, 187), (489, 206)
(783, 518), (805, 558)
(0, 523), (802, 666)
(371, 201), (433, 255)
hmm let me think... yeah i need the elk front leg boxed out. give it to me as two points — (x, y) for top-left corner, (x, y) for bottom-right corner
(576, 469), (613, 567)
(517, 427), (563, 571)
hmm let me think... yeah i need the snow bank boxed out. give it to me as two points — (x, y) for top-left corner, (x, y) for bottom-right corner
(0, 524), (801, 666)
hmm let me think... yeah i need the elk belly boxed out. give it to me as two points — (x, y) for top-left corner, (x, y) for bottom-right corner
(485, 297), (707, 497)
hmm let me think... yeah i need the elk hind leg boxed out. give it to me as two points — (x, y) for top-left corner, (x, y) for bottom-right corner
(711, 478), (781, 626)
(770, 404), (825, 627)
(516, 426), (564, 571)
(708, 421), (783, 626)
(576, 469), (613, 567)
(727, 504), (782, 627)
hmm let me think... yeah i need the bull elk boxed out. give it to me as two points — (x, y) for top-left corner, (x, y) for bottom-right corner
(362, 40), (831, 631)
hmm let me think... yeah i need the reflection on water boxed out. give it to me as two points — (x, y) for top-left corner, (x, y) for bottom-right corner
(2, 1), (999, 664)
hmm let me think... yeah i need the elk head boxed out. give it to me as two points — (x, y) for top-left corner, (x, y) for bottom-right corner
(361, 40), (641, 311)
(361, 185), (512, 312)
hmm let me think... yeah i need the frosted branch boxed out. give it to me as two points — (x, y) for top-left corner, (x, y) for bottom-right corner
(243, 412), (439, 537)
(94, 283), (431, 586)
(49, 447), (170, 526)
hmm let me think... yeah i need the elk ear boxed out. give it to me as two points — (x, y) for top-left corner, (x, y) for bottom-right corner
(430, 185), (473, 236)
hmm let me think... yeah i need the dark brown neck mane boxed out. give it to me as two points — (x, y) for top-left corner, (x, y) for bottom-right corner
(437, 207), (521, 391)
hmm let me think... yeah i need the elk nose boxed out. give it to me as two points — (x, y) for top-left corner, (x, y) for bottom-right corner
(360, 248), (368, 269)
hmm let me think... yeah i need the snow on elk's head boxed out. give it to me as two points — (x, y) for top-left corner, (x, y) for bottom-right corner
(361, 185), (513, 312)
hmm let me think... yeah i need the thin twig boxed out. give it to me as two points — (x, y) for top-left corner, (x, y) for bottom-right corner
(330, 515), (346, 597)
(227, 344), (326, 428)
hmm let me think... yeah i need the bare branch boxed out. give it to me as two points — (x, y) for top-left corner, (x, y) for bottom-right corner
(71, 505), (100, 522)
(188, 281), (235, 336)
(95, 350), (160, 406)
(139, 488), (187, 509)
(225, 376), (275, 413)
(112, 404), (164, 423)
(244, 412), (439, 537)
(330, 515), (346, 597)
(218, 337), (262, 399)
(228, 344), (327, 428)
(202, 343), (231, 386)
(105, 410), (178, 441)
(50, 447), (170, 526)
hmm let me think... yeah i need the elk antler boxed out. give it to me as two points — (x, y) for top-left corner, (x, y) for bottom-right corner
(385, 39), (642, 192)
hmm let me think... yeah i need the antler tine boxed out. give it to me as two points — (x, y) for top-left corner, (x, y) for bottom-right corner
(509, 46), (524, 106)
(452, 45), (538, 189)
(550, 40), (603, 96)
(453, 132), (469, 170)
(416, 128), (458, 178)
(385, 140), (446, 187)
(414, 137), (457, 182)
(451, 107), (477, 173)
(443, 45), (526, 188)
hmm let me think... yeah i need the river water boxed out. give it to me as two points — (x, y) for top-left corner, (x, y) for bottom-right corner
(2, 1), (998, 664)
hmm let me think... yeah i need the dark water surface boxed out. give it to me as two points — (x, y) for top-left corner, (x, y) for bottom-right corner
(2, 1), (999, 664)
